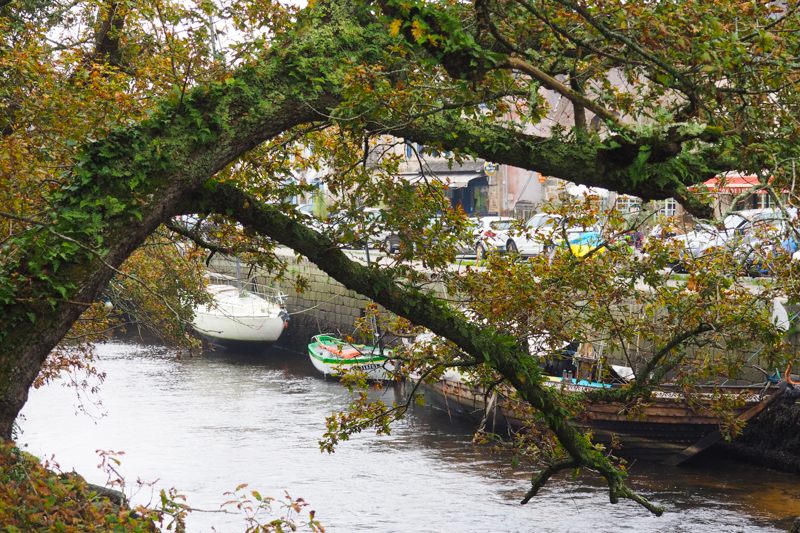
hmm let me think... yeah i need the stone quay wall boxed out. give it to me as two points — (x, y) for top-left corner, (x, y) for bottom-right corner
(206, 251), (798, 383)
(207, 250), (447, 351)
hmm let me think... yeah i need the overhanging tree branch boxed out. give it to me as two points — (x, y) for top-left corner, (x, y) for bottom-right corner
(551, 0), (696, 95)
(163, 221), (265, 258)
(389, 115), (722, 217)
(0, 0), (372, 443)
(499, 57), (623, 128)
(521, 457), (577, 504)
(636, 323), (714, 386)
(185, 179), (664, 515)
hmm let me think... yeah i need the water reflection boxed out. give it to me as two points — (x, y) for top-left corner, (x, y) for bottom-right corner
(19, 342), (800, 532)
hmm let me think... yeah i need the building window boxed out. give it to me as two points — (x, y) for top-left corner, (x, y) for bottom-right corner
(656, 198), (676, 217)
(734, 193), (781, 211)
(406, 142), (413, 159)
(755, 194), (775, 209)
(615, 195), (641, 214)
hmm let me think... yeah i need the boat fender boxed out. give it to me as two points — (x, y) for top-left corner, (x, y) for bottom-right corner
(785, 363), (800, 386)
(279, 310), (290, 329)
(782, 363), (800, 403)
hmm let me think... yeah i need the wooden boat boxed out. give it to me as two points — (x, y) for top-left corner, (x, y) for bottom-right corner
(422, 373), (787, 462)
(308, 334), (395, 380)
(192, 282), (289, 344)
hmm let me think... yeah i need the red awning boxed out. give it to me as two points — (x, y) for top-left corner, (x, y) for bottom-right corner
(702, 175), (783, 194)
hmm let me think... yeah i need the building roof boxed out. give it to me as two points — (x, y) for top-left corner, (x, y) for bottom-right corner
(702, 174), (781, 194)
(400, 158), (487, 188)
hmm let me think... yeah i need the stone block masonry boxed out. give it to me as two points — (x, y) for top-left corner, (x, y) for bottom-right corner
(207, 249), (396, 351)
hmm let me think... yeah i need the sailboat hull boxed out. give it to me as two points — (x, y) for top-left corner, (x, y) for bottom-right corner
(192, 284), (287, 343)
(193, 312), (286, 342)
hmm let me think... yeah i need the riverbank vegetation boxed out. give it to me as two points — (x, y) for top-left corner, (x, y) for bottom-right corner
(0, 443), (154, 531)
(2, 0), (800, 521)
(0, 442), (325, 532)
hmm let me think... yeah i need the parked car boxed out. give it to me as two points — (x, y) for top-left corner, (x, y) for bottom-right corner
(384, 213), (471, 256)
(472, 216), (516, 259)
(294, 203), (316, 217)
(668, 212), (751, 268)
(742, 236), (798, 276)
(504, 214), (603, 258)
(293, 202), (328, 233)
(737, 211), (799, 275)
(667, 208), (797, 272)
(384, 232), (401, 254)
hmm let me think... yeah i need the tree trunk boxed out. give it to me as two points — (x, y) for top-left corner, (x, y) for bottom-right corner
(0, 0), (731, 440)
(0, 0), (376, 438)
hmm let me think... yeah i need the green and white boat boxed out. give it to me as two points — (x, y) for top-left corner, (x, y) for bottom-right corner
(308, 334), (395, 380)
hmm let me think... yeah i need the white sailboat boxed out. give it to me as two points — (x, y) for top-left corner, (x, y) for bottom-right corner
(192, 273), (289, 344)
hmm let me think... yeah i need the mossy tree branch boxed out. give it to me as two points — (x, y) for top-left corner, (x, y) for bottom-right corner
(0, 0), (727, 446)
(387, 115), (726, 217)
(185, 179), (665, 515)
(0, 0), (379, 441)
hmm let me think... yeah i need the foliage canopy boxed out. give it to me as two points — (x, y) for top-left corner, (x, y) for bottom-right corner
(2, 0), (800, 520)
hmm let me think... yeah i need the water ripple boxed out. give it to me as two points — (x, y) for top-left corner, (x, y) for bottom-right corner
(19, 341), (799, 533)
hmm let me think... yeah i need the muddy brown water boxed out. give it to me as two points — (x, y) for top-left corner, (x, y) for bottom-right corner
(18, 342), (800, 532)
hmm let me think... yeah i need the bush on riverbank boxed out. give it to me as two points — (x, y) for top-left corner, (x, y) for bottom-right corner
(0, 441), (327, 532)
(0, 442), (155, 532)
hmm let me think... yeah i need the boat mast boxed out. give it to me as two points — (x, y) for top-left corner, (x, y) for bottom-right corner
(235, 257), (242, 294)
(361, 213), (383, 352)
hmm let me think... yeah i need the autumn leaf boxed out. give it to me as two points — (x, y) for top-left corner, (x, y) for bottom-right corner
(390, 19), (403, 38)
(411, 20), (425, 42)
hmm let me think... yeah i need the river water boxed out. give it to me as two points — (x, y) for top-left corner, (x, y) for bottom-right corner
(18, 341), (800, 532)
